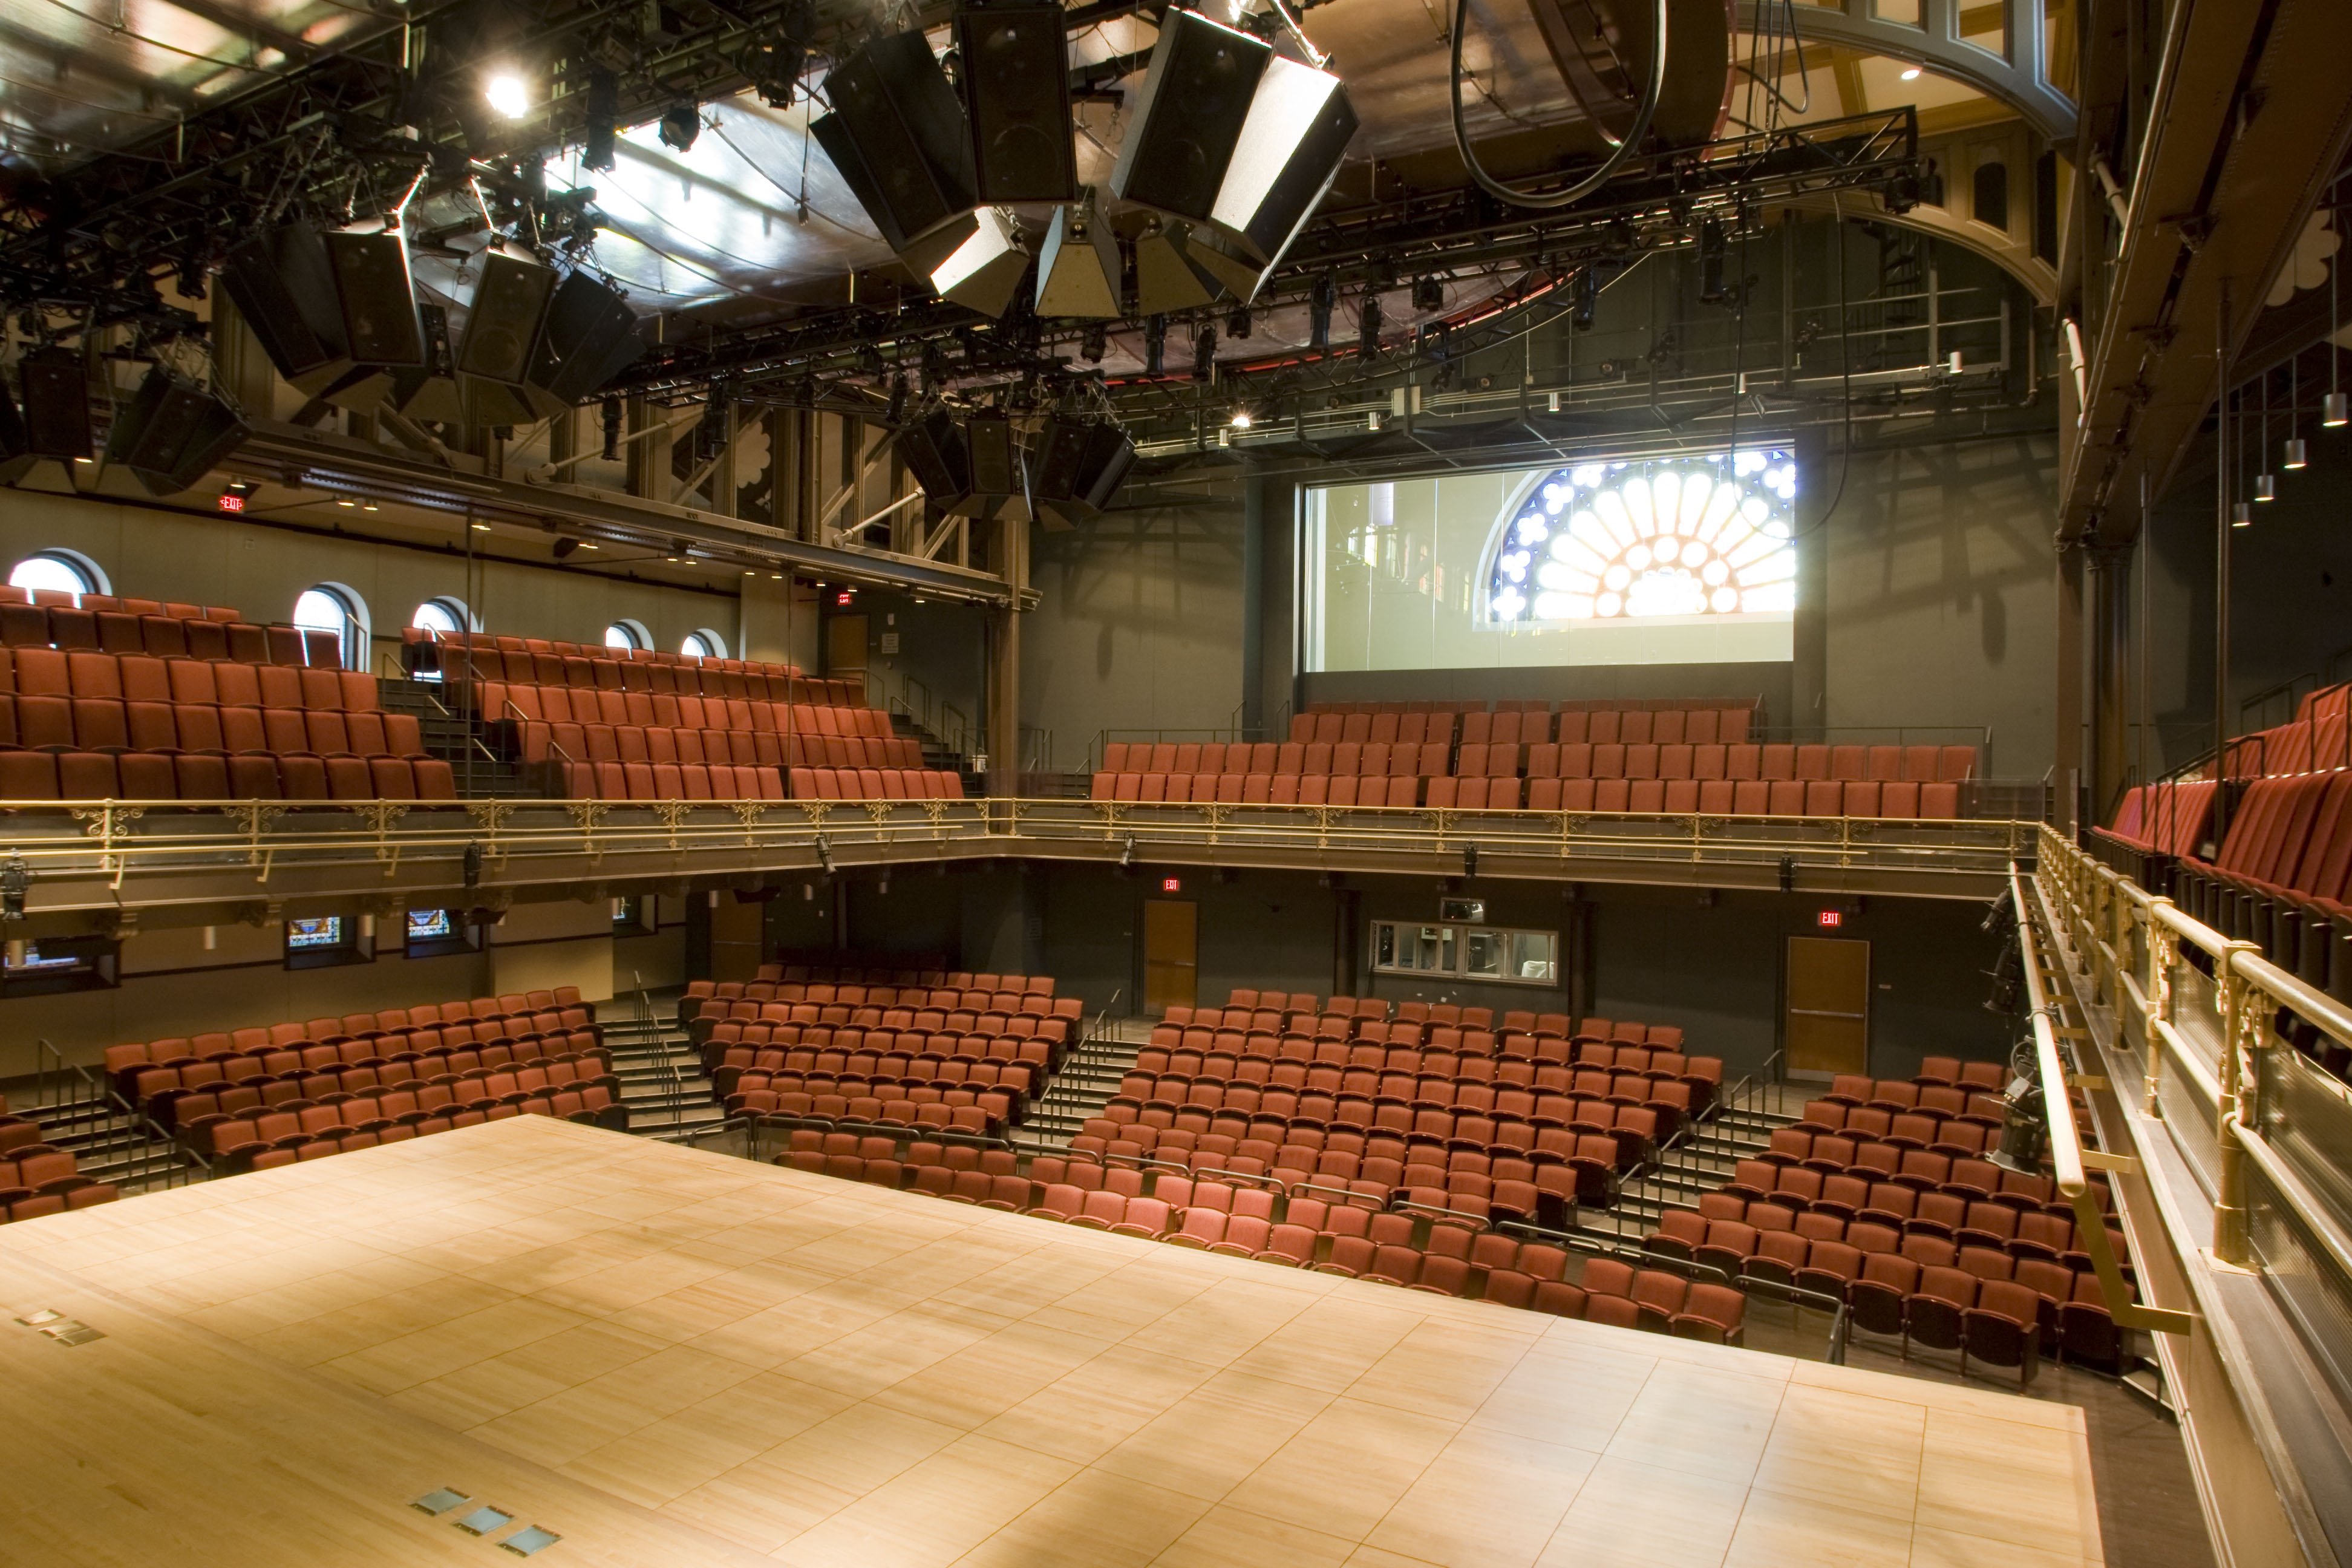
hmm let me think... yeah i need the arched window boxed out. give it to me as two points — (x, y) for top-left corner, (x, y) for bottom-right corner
(293, 585), (370, 671)
(1485, 451), (1797, 625)
(681, 629), (727, 659)
(411, 597), (472, 635)
(9, 549), (107, 599)
(605, 619), (649, 652)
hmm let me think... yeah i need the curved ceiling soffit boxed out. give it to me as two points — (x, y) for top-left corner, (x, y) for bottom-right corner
(1733, 0), (2078, 146)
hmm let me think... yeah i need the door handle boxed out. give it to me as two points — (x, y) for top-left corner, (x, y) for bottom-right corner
(1788, 1008), (1865, 1019)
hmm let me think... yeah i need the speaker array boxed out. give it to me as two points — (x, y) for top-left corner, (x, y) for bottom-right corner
(102, 365), (252, 496)
(815, 5), (1354, 319)
(223, 225), (643, 425)
(890, 410), (1134, 526)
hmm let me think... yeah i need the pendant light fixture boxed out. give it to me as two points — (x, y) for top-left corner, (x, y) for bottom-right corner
(2234, 385), (2253, 526)
(2255, 372), (2276, 500)
(2285, 356), (2308, 468)
(2331, 182), (2349, 428)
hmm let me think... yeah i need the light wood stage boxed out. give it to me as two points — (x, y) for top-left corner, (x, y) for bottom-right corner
(0, 1116), (2105, 1567)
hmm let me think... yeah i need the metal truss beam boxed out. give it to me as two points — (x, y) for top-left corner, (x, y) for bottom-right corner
(1736, 0), (2077, 145)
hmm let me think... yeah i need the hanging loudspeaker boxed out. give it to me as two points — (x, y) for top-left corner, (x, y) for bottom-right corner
(957, 3), (1076, 205)
(391, 304), (465, 424)
(527, 272), (644, 408)
(811, 32), (975, 253)
(18, 350), (91, 463)
(924, 207), (1031, 319)
(1110, 9), (1270, 223)
(894, 408), (972, 511)
(1205, 54), (1357, 285)
(459, 250), (557, 386)
(1034, 189), (1122, 318)
(0, 384), (30, 484)
(1133, 221), (1223, 315)
(321, 230), (426, 366)
(953, 410), (1030, 521)
(103, 366), (249, 495)
(220, 222), (351, 387)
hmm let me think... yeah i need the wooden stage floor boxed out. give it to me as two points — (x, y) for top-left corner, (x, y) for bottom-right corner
(0, 1116), (2105, 1567)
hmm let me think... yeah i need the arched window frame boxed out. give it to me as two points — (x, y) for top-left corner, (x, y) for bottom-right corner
(8, 548), (109, 599)
(606, 618), (651, 652)
(1481, 451), (1798, 627)
(411, 596), (476, 635)
(681, 629), (728, 659)
(293, 583), (371, 671)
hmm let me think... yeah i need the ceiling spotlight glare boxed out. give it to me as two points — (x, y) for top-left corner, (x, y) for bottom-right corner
(1229, 408), (1252, 430)
(2284, 437), (2308, 470)
(485, 73), (531, 118)
(361, 500), (379, 512)
(1900, 65), (1922, 80)
(659, 103), (701, 152)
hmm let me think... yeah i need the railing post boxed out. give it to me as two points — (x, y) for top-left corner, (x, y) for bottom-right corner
(2143, 897), (2176, 1117)
(2213, 937), (2264, 1269)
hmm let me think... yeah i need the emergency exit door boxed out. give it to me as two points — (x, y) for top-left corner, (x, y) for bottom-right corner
(1143, 900), (1198, 1013)
(1785, 936), (1869, 1076)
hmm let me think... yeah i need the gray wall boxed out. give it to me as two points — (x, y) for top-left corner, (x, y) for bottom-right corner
(1022, 500), (1249, 771)
(1824, 431), (2061, 781)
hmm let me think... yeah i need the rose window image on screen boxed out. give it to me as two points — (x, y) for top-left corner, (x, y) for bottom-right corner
(1486, 451), (1796, 626)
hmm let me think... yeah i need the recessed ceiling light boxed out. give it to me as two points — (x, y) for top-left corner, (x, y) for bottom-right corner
(361, 500), (379, 511)
(337, 498), (356, 508)
(579, 543), (599, 550)
(472, 522), (492, 531)
(1900, 65), (1922, 80)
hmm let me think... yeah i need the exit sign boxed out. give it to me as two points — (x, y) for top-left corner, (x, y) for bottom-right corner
(1818, 909), (1842, 927)
(1161, 877), (1181, 893)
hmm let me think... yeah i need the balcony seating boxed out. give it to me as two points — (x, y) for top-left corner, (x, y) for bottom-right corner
(0, 589), (327, 668)
(1096, 708), (1978, 821)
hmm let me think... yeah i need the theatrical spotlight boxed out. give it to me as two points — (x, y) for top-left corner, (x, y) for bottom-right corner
(659, 103), (701, 152)
(1987, 1046), (2050, 1175)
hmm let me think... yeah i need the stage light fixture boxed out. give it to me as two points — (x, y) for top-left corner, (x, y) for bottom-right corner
(1411, 277), (1443, 313)
(1080, 324), (1108, 363)
(1359, 290), (1382, 357)
(1194, 325), (1218, 382)
(1145, 315), (1169, 376)
(2285, 437), (2308, 470)
(1309, 275), (1334, 350)
(659, 103), (701, 152)
(1226, 307), (1252, 340)
(486, 73), (531, 118)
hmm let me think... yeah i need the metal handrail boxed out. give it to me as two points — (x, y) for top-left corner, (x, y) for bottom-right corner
(2011, 861), (2086, 1202)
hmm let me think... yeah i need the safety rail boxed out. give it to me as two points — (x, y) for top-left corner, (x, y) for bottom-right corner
(0, 796), (2037, 916)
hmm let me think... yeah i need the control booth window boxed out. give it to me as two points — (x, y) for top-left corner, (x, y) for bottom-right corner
(403, 907), (477, 958)
(1371, 920), (1558, 986)
(286, 915), (374, 970)
(2, 935), (118, 996)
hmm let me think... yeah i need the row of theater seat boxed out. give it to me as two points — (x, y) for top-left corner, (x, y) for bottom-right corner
(0, 1143), (116, 1223)
(203, 1086), (626, 1174)
(1287, 706), (1755, 748)
(710, 1039), (1052, 1100)
(1129, 1045), (1720, 1118)
(1060, 1117), (1628, 1218)
(409, 630), (849, 704)
(1192, 996), (1687, 1048)
(1109, 739), (1975, 785)
(101, 990), (595, 1094)
(786, 766), (965, 802)
(693, 1008), (1073, 1055)
(1094, 771), (1964, 818)
(136, 1037), (610, 1131)
(2222, 684), (2348, 779)
(0, 649), (377, 710)
(1, 602), (338, 667)
(182, 1053), (621, 1157)
(1, 693), (420, 756)
(0, 750), (455, 802)
(0, 586), (238, 618)
(725, 1080), (1013, 1138)
(2169, 771), (2352, 995)
(482, 682), (903, 742)
(783, 1137), (1745, 1339)
(680, 977), (1070, 1024)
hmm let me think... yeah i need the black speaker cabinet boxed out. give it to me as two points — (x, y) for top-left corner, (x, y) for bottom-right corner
(957, 4), (1075, 204)
(812, 32), (975, 253)
(18, 350), (91, 462)
(1032, 416), (1095, 508)
(220, 222), (349, 384)
(893, 408), (972, 510)
(964, 410), (1018, 496)
(528, 272), (644, 406)
(391, 304), (466, 425)
(1034, 417), (1135, 524)
(1207, 55), (1357, 275)
(459, 251), (557, 385)
(103, 366), (249, 495)
(1111, 8), (1270, 223)
(1073, 423), (1136, 511)
(0, 385), (29, 484)
(321, 230), (426, 365)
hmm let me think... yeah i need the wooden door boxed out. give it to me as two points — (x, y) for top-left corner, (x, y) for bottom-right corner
(709, 895), (765, 983)
(826, 613), (869, 675)
(1142, 900), (1198, 1014)
(1785, 936), (1870, 1076)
